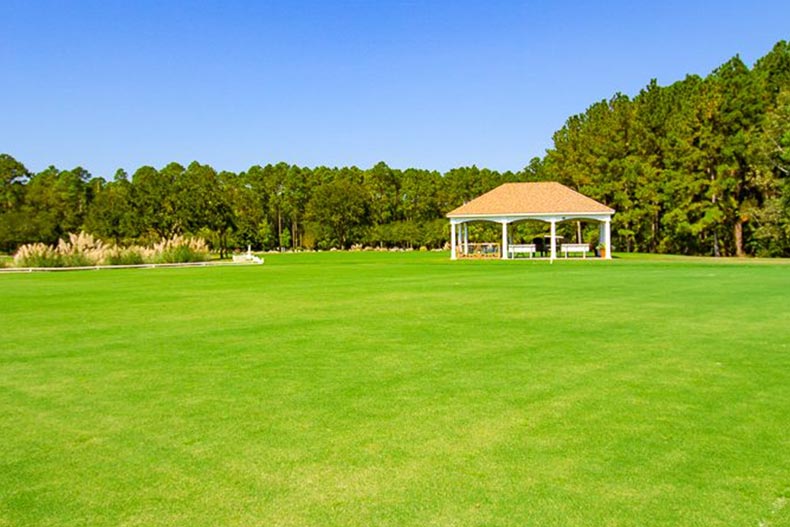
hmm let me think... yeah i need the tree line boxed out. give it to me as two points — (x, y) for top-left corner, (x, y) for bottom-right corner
(0, 156), (536, 255)
(1, 40), (789, 256)
(545, 40), (790, 257)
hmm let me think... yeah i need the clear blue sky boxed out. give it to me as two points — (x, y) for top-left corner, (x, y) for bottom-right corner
(2, 0), (789, 179)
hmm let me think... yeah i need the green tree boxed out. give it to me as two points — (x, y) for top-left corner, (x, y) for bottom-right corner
(705, 56), (768, 256)
(306, 177), (366, 248)
(131, 164), (182, 239)
(84, 169), (136, 243)
(19, 166), (91, 245)
(178, 162), (235, 257)
(0, 154), (31, 251)
(228, 166), (270, 250)
(363, 161), (400, 245)
(282, 165), (310, 249)
(0, 154), (29, 213)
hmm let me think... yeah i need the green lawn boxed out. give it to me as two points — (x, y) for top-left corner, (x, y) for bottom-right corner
(1, 252), (789, 526)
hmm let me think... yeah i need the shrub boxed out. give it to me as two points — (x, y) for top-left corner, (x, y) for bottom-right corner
(56, 232), (107, 266)
(104, 246), (145, 266)
(60, 252), (95, 267)
(150, 235), (210, 264)
(13, 243), (63, 267)
(13, 232), (210, 268)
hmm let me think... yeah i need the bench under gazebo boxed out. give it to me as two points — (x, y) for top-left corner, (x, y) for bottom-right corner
(446, 182), (615, 260)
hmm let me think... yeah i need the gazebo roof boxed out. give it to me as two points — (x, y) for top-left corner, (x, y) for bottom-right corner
(446, 182), (614, 217)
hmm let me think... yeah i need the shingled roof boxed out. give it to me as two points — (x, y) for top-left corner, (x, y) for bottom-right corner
(446, 182), (614, 217)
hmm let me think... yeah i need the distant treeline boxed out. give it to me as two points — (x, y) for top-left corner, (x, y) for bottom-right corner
(1, 40), (789, 256)
(0, 157), (535, 255)
(545, 41), (790, 257)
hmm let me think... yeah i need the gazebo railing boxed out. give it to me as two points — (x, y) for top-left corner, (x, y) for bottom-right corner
(458, 242), (500, 259)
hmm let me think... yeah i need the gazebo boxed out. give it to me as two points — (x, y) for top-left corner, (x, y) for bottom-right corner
(446, 182), (615, 260)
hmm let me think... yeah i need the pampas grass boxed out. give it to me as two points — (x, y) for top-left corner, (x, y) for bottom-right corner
(13, 242), (62, 267)
(103, 246), (146, 266)
(151, 235), (210, 263)
(57, 232), (107, 267)
(13, 232), (210, 268)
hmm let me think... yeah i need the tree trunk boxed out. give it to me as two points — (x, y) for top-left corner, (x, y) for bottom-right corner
(734, 219), (745, 257)
(277, 211), (282, 252)
(651, 207), (659, 253)
(710, 170), (720, 257)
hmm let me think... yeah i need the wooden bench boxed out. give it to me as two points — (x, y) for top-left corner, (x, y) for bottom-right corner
(561, 243), (590, 258)
(508, 244), (537, 258)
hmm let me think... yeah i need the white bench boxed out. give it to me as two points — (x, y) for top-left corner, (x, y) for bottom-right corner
(561, 243), (590, 258)
(508, 244), (537, 258)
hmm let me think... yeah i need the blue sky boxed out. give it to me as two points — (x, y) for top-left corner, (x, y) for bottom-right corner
(2, 0), (789, 179)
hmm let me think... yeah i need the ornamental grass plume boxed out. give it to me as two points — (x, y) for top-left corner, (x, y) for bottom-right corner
(13, 232), (211, 268)
(103, 245), (146, 266)
(56, 232), (106, 266)
(13, 242), (62, 267)
(152, 235), (210, 263)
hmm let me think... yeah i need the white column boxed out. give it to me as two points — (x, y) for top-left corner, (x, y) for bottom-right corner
(501, 222), (508, 260)
(450, 220), (457, 260)
(550, 219), (557, 261)
(463, 223), (469, 256)
(599, 223), (605, 257)
(604, 218), (612, 260)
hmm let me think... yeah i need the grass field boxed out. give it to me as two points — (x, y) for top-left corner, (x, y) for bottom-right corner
(1, 251), (789, 526)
